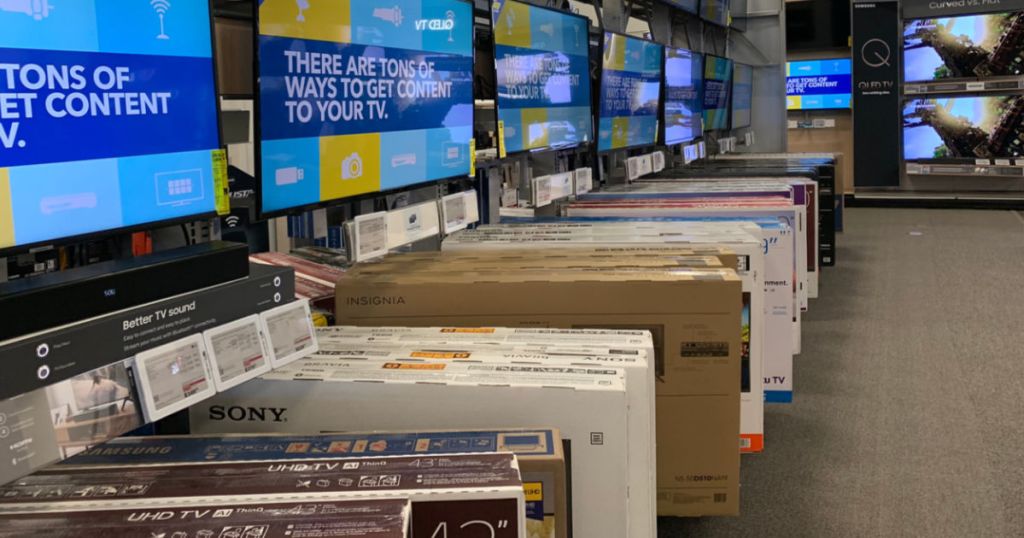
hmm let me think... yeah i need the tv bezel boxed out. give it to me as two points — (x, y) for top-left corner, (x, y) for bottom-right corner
(253, 0), (476, 220)
(0, 0), (223, 256)
(596, 29), (665, 154)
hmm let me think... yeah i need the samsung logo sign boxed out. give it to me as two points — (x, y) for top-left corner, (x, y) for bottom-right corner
(346, 296), (407, 306)
(208, 405), (287, 423)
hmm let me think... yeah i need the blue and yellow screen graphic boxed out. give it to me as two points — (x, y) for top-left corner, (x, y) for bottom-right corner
(703, 55), (733, 131)
(493, 0), (593, 154)
(258, 0), (474, 214)
(0, 0), (219, 251)
(785, 59), (851, 110)
(598, 33), (663, 152)
(663, 47), (703, 146)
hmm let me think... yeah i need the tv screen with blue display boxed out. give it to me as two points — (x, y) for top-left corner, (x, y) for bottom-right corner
(0, 0), (220, 253)
(493, 0), (593, 154)
(598, 32), (663, 152)
(904, 12), (1024, 83)
(903, 95), (1024, 160)
(257, 0), (474, 215)
(703, 55), (733, 131)
(786, 59), (851, 110)
(701, 0), (730, 27)
(731, 63), (753, 128)
(663, 47), (704, 145)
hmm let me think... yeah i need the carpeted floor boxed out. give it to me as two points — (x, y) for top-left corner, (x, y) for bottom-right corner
(658, 208), (1024, 537)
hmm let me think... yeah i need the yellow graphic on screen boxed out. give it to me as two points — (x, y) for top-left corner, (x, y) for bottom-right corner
(320, 133), (381, 200)
(521, 108), (549, 150)
(611, 117), (630, 149)
(494, 1), (531, 47)
(785, 63), (791, 76)
(260, 0), (351, 43)
(0, 168), (12, 248)
(787, 95), (801, 110)
(603, 34), (626, 71)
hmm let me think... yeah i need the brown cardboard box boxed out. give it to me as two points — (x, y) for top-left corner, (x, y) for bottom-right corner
(349, 254), (725, 277)
(334, 268), (742, 516)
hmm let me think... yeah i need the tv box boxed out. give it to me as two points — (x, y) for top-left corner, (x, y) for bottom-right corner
(0, 241), (249, 342)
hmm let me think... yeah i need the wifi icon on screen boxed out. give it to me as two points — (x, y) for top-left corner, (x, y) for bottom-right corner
(224, 215), (241, 228)
(151, 0), (171, 40)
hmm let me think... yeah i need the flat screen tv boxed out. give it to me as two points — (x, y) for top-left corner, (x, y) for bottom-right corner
(903, 95), (1024, 160)
(658, 0), (699, 15)
(663, 47), (704, 145)
(786, 59), (851, 110)
(903, 12), (1024, 83)
(0, 0), (221, 254)
(597, 32), (664, 152)
(702, 54), (733, 131)
(731, 63), (753, 128)
(700, 0), (730, 27)
(256, 0), (475, 216)
(492, 0), (593, 154)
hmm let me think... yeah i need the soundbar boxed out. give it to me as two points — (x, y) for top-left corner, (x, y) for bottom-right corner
(0, 241), (250, 342)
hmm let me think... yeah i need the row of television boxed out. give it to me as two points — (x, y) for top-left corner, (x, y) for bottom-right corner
(0, 0), (755, 255)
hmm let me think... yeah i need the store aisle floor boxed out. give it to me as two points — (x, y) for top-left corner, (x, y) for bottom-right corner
(659, 208), (1024, 537)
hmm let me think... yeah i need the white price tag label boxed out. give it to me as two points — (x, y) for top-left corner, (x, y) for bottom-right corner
(626, 157), (641, 181)
(651, 151), (665, 172)
(574, 167), (593, 194)
(442, 190), (480, 234)
(352, 212), (389, 262)
(134, 334), (216, 423)
(203, 315), (273, 392)
(698, 142), (707, 158)
(261, 300), (319, 369)
(550, 172), (574, 199)
(533, 175), (553, 207)
(386, 201), (441, 249)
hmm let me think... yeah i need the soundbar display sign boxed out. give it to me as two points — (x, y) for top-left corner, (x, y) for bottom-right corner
(902, 0), (1024, 19)
(852, 0), (901, 187)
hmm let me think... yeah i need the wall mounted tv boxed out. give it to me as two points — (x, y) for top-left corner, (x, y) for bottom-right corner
(700, 0), (730, 27)
(786, 59), (852, 110)
(256, 0), (475, 216)
(0, 0), (221, 254)
(903, 95), (1024, 160)
(663, 47), (704, 146)
(658, 0), (699, 15)
(702, 54), (733, 131)
(731, 63), (753, 129)
(597, 32), (664, 152)
(492, 0), (593, 154)
(904, 12), (1024, 83)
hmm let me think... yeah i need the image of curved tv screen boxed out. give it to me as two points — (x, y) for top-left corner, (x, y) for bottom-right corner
(492, 0), (593, 154)
(786, 58), (851, 110)
(663, 47), (704, 146)
(0, 0), (221, 254)
(903, 95), (1024, 161)
(903, 11), (1024, 84)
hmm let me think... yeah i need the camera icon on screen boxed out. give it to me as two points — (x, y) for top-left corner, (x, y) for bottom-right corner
(341, 153), (364, 180)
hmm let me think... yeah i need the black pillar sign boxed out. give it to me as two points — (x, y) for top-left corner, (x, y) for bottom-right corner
(903, 0), (1024, 20)
(852, 0), (902, 188)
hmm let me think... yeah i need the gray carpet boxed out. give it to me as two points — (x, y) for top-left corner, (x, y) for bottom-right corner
(659, 208), (1024, 537)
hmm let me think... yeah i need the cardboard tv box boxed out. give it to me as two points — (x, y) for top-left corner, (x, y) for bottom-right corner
(338, 250), (764, 454)
(0, 453), (524, 538)
(308, 341), (654, 538)
(191, 360), (631, 537)
(0, 499), (410, 538)
(332, 269), (742, 516)
(66, 429), (567, 538)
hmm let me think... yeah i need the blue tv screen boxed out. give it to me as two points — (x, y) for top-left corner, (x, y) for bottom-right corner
(598, 32), (663, 152)
(493, 0), (593, 154)
(786, 59), (851, 110)
(0, 0), (220, 253)
(663, 47), (704, 145)
(703, 55), (733, 131)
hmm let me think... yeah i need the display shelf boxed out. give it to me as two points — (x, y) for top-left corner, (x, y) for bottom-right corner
(904, 77), (1024, 96)
(906, 163), (1024, 177)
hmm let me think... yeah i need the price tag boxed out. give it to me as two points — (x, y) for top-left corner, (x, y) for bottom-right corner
(203, 315), (273, 392)
(626, 157), (640, 181)
(469, 138), (477, 176)
(261, 300), (319, 369)
(497, 121), (507, 158)
(550, 172), (574, 199)
(532, 176), (553, 207)
(386, 201), (441, 249)
(212, 149), (230, 216)
(442, 190), (480, 234)
(134, 334), (216, 422)
(651, 151), (665, 172)
(574, 167), (593, 194)
(698, 141), (707, 158)
(352, 212), (389, 262)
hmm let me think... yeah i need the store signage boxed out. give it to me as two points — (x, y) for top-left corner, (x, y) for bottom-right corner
(852, 0), (901, 187)
(902, 0), (1024, 19)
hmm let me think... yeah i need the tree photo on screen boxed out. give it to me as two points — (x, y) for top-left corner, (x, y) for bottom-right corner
(903, 95), (1024, 160)
(904, 12), (1024, 82)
